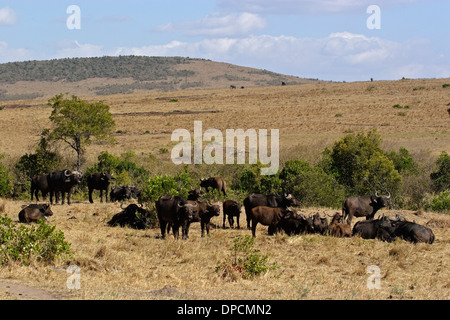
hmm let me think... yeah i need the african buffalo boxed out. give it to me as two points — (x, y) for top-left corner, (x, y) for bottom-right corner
(391, 219), (435, 244)
(187, 188), (204, 201)
(222, 200), (242, 229)
(48, 170), (82, 205)
(249, 206), (294, 237)
(277, 211), (314, 235)
(110, 185), (132, 202)
(30, 174), (50, 202)
(18, 203), (53, 223)
(342, 191), (391, 225)
(200, 177), (227, 196)
(243, 193), (300, 229)
(329, 213), (352, 237)
(352, 216), (395, 242)
(107, 203), (151, 230)
(312, 213), (329, 235)
(155, 195), (198, 240)
(87, 173), (115, 203)
(187, 200), (220, 237)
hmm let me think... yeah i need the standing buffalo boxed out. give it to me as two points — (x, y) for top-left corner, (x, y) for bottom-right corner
(187, 200), (220, 237)
(87, 173), (115, 203)
(18, 204), (53, 223)
(155, 195), (198, 240)
(30, 174), (50, 202)
(222, 200), (242, 229)
(48, 170), (83, 205)
(200, 177), (227, 196)
(187, 188), (204, 201)
(243, 193), (300, 229)
(342, 191), (391, 225)
(249, 206), (294, 237)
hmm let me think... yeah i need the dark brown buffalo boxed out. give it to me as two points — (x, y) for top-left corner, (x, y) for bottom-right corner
(391, 219), (435, 244)
(187, 200), (220, 237)
(329, 213), (352, 237)
(249, 206), (293, 237)
(107, 203), (151, 230)
(277, 211), (314, 235)
(30, 174), (50, 202)
(187, 188), (204, 201)
(48, 169), (83, 205)
(312, 213), (329, 235)
(155, 195), (198, 240)
(109, 185), (132, 202)
(87, 173), (115, 203)
(200, 177), (227, 196)
(222, 200), (242, 229)
(342, 192), (391, 225)
(352, 216), (396, 242)
(18, 204), (53, 223)
(243, 193), (300, 229)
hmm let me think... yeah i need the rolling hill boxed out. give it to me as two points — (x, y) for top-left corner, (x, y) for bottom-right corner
(0, 56), (319, 100)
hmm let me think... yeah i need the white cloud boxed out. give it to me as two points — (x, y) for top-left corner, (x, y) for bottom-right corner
(156, 12), (266, 37)
(2, 32), (448, 81)
(0, 6), (18, 25)
(0, 41), (34, 63)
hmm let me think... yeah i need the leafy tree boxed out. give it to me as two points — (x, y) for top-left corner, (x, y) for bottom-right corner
(141, 172), (192, 203)
(386, 147), (418, 175)
(0, 154), (12, 197)
(321, 130), (402, 196)
(15, 129), (61, 179)
(236, 162), (282, 195)
(47, 94), (115, 171)
(430, 151), (450, 192)
(280, 159), (346, 208)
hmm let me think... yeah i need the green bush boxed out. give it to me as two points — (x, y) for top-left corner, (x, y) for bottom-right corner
(321, 130), (402, 196)
(430, 151), (450, 193)
(141, 171), (193, 203)
(280, 159), (345, 208)
(0, 154), (12, 197)
(0, 215), (72, 265)
(216, 235), (279, 280)
(426, 190), (450, 213)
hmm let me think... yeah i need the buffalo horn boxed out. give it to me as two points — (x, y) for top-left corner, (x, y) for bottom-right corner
(64, 169), (71, 177)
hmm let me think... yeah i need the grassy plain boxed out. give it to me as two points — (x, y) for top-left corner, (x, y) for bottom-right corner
(0, 77), (449, 300)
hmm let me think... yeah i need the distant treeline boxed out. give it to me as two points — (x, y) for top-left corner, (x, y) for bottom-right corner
(0, 56), (196, 84)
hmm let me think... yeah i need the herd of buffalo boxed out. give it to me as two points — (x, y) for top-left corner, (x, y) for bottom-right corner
(20, 172), (435, 244)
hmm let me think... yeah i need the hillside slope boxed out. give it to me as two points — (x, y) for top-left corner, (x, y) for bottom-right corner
(0, 56), (318, 100)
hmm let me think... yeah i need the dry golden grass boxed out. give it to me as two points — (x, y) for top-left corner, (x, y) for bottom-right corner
(0, 199), (449, 300)
(1, 78), (449, 166)
(0, 78), (449, 300)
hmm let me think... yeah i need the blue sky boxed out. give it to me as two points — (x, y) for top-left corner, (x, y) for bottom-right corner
(0, 0), (449, 81)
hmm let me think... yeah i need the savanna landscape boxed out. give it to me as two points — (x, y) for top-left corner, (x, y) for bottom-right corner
(0, 57), (449, 300)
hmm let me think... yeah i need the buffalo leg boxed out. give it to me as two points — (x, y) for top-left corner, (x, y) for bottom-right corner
(88, 188), (94, 203)
(228, 216), (234, 229)
(223, 214), (227, 229)
(159, 220), (167, 239)
(251, 220), (258, 237)
(100, 190), (103, 203)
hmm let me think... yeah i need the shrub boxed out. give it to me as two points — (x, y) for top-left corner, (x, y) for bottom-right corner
(321, 130), (402, 196)
(0, 154), (12, 197)
(141, 171), (192, 203)
(426, 191), (450, 213)
(280, 160), (345, 208)
(0, 215), (72, 265)
(215, 235), (279, 280)
(430, 151), (450, 192)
